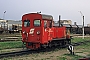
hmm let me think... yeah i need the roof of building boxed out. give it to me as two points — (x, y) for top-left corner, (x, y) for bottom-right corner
(0, 18), (3, 20)
(7, 20), (22, 24)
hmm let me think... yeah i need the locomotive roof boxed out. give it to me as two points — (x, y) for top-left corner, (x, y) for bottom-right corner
(23, 13), (53, 20)
(41, 14), (53, 20)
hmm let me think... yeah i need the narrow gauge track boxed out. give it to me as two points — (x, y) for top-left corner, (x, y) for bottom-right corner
(0, 40), (20, 42)
(72, 40), (90, 46)
(0, 40), (90, 58)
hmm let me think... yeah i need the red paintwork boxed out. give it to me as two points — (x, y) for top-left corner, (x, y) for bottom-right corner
(79, 58), (90, 60)
(22, 13), (68, 49)
(53, 27), (66, 38)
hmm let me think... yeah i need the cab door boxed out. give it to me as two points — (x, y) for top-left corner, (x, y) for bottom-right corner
(43, 20), (48, 43)
(47, 20), (53, 41)
(43, 20), (53, 43)
(22, 20), (30, 42)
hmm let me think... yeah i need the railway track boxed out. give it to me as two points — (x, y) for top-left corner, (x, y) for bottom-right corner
(72, 40), (90, 46)
(0, 40), (90, 58)
(0, 40), (20, 42)
(0, 37), (21, 42)
(0, 49), (36, 58)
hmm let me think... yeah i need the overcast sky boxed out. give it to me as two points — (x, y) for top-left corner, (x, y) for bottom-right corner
(0, 0), (90, 25)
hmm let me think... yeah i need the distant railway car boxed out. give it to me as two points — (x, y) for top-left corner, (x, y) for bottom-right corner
(67, 24), (82, 34)
(84, 26), (90, 35)
(22, 13), (71, 49)
(76, 25), (82, 34)
(0, 27), (4, 34)
(70, 25), (78, 34)
(8, 24), (21, 34)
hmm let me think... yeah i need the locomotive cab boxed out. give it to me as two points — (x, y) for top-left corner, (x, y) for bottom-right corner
(22, 13), (53, 49)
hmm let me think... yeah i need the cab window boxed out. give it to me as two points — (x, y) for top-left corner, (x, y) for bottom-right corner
(48, 20), (52, 28)
(24, 20), (30, 27)
(34, 20), (40, 27)
(44, 20), (47, 28)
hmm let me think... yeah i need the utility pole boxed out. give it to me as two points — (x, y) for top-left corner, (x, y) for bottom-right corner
(82, 16), (84, 39)
(3, 11), (6, 32)
(79, 11), (84, 39)
(3, 11), (6, 19)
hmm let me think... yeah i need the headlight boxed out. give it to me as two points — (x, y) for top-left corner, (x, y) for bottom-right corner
(37, 31), (40, 35)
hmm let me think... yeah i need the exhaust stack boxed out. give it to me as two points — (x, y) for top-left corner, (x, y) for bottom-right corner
(59, 15), (61, 27)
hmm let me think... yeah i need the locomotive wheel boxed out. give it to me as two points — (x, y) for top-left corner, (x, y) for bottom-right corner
(48, 43), (52, 48)
(67, 39), (71, 44)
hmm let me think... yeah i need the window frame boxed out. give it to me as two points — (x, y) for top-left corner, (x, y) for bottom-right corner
(47, 20), (52, 28)
(34, 19), (41, 27)
(23, 20), (30, 27)
(44, 20), (47, 28)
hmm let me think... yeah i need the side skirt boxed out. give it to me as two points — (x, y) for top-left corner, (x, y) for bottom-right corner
(41, 38), (71, 48)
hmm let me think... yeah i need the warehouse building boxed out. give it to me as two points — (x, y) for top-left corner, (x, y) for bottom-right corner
(0, 19), (22, 34)
(54, 20), (72, 24)
(87, 24), (90, 27)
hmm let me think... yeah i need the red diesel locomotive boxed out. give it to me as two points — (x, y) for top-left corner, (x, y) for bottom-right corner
(22, 13), (71, 49)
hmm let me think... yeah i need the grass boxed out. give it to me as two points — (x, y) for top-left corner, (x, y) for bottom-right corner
(63, 54), (83, 60)
(56, 54), (83, 60)
(1, 41), (90, 60)
(57, 56), (67, 60)
(0, 36), (90, 60)
(76, 42), (90, 50)
(0, 41), (23, 50)
(0, 33), (22, 50)
(71, 37), (90, 43)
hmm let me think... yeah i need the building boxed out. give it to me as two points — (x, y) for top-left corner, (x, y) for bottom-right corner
(0, 19), (7, 30)
(87, 24), (90, 27)
(0, 19), (22, 33)
(7, 20), (22, 31)
(54, 20), (72, 25)
(60, 20), (72, 24)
